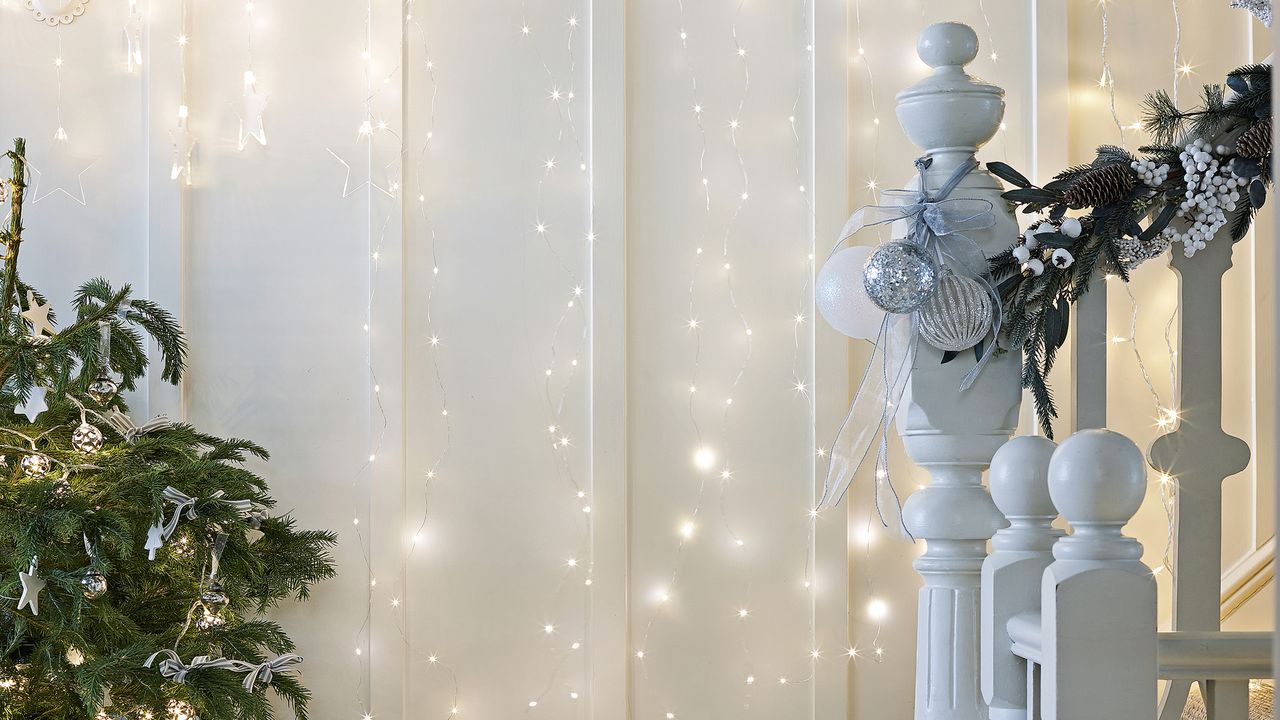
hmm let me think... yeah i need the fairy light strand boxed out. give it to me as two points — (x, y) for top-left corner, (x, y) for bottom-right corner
(518, 0), (594, 713)
(1099, 3), (1126, 143)
(171, 0), (194, 184)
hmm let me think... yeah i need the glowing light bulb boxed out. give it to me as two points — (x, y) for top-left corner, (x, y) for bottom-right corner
(636, 650), (645, 659)
(679, 521), (695, 539)
(693, 447), (716, 471)
(738, 608), (749, 618)
(867, 598), (889, 621)
(543, 624), (555, 634)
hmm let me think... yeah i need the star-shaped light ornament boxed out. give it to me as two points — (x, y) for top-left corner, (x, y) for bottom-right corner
(237, 71), (268, 151)
(29, 136), (95, 206)
(124, 0), (143, 72)
(21, 290), (55, 341)
(16, 386), (48, 423)
(17, 558), (46, 615)
(326, 135), (397, 199)
(170, 108), (196, 185)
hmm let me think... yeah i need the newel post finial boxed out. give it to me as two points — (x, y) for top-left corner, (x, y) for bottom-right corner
(896, 22), (1005, 174)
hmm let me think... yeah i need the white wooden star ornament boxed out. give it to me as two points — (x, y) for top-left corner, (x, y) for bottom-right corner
(17, 557), (46, 615)
(21, 290), (55, 341)
(27, 0), (89, 26)
(237, 71), (268, 151)
(16, 386), (48, 423)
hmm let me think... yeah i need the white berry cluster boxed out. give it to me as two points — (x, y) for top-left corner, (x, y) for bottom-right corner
(1130, 158), (1170, 188)
(1012, 218), (1079, 276)
(1170, 138), (1245, 257)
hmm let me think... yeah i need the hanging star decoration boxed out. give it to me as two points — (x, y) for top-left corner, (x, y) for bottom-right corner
(21, 290), (55, 342)
(1230, 0), (1273, 26)
(326, 139), (396, 199)
(17, 557), (46, 615)
(28, 139), (95, 206)
(16, 386), (48, 423)
(123, 0), (143, 72)
(236, 71), (268, 151)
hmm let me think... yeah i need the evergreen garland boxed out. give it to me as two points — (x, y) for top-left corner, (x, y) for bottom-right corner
(0, 138), (336, 720)
(989, 64), (1272, 438)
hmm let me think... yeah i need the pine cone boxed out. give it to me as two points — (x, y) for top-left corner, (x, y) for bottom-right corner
(1063, 163), (1137, 209)
(1235, 120), (1272, 160)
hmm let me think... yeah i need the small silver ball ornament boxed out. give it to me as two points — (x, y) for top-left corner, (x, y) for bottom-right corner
(918, 271), (994, 352)
(80, 570), (108, 600)
(201, 581), (229, 610)
(21, 453), (51, 478)
(862, 241), (939, 314)
(72, 422), (104, 454)
(86, 374), (118, 404)
(195, 606), (226, 631)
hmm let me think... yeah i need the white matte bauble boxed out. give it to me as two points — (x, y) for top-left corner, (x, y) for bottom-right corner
(862, 241), (939, 314)
(918, 271), (993, 352)
(816, 245), (887, 339)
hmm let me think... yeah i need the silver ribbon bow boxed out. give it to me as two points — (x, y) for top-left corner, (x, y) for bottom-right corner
(144, 650), (303, 692)
(819, 158), (1002, 512)
(147, 487), (258, 560)
(104, 410), (173, 443)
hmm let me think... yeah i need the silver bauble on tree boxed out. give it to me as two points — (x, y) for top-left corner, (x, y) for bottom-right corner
(86, 373), (118, 404)
(72, 422), (103, 454)
(201, 581), (229, 610)
(21, 453), (51, 478)
(862, 240), (939, 314)
(918, 270), (994, 352)
(80, 570), (108, 600)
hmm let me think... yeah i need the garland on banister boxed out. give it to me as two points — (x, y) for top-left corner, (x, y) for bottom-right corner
(989, 63), (1272, 437)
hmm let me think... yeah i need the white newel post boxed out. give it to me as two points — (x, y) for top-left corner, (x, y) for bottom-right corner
(1041, 429), (1156, 720)
(894, 23), (1023, 720)
(981, 436), (1059, 720)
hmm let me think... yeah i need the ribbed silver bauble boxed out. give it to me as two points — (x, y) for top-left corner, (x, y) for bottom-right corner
(918, 270), (994, 352)
(80, 570), (108, 600)
(862, 241), (939, 314)
(72, 422), (104, 454)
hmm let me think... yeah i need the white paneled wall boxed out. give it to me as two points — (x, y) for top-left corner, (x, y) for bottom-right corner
(0, 1), (1270, 718)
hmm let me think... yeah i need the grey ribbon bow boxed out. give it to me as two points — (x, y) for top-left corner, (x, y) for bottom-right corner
(147, 487), (258, 560)
(104, 410), (173, 442)
(819, 158), (1002, 513)
(144, 650), (303, 692)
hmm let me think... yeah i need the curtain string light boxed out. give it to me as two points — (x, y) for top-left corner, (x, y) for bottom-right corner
(125, 0), (143, 73)
(1099, 2), (1127, 143)
(171, 0), (194, 184)
(519, 0), (594, 712)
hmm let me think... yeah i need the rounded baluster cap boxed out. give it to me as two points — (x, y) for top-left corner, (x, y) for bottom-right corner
(917, 22), (979, 68)
(989, 436), (1057, 519)
(1047, 429), (1146, 527)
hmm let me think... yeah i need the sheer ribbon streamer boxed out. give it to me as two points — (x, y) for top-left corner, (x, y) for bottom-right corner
(819, 158), (1001, 512)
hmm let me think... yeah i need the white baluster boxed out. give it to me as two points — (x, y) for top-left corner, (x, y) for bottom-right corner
(894, 22), (1023, 720)
(982, 436), (1059, 720)
(1041, 429), (1155, 720)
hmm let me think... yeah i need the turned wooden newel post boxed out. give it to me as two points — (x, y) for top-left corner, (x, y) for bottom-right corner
(1041, 429), (1156, 720)
(981, 436), (1059, 720)
(894, 22), (1023, 720)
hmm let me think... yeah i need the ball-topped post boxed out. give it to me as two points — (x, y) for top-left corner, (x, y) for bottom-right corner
(891, 21), (1024, 720)
(1040, 429), (1155, 719)
(981, 437), (1060, 720)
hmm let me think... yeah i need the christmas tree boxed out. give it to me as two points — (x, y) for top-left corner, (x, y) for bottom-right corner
(0, 138), (336, 719)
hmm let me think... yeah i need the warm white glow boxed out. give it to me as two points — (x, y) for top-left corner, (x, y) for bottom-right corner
(867, 598), (889, 621)
(693, 447), (716, 471)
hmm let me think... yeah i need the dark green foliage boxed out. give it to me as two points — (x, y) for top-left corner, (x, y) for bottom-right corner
(984, 65), (1272, 438)
(0, 140), (335, 720)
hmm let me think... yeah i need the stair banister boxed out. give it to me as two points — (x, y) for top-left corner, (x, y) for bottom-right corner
(980, 436), (1059, 720)
(892, 22), (1023, 720)
(1041, 428), (1156, 720)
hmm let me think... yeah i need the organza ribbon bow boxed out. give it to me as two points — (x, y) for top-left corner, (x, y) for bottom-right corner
(818, 158), (1002, 513)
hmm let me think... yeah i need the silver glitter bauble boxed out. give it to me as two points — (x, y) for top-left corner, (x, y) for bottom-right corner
(194, 606), (226, 631)
(72, 422), (104, 454)
(50, 477), (71, 498)
(918, 271), (994, 352)
(86, 374), (118, 404)
(21, 453), (51, 478)
(862, 241), (939, 314)
(80, 570), (108, 600)
(200, 581), (229, 610)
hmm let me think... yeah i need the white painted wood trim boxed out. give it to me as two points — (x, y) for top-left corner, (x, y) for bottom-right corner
(588, 0), (629, 717)
(1221, 537), (1276, 622)
(1157, 631), (1274, 680)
